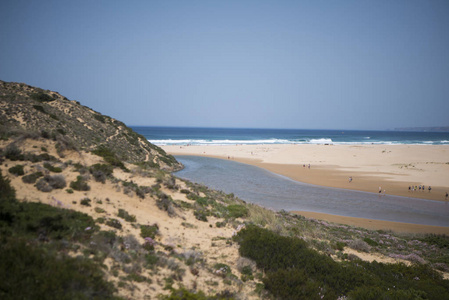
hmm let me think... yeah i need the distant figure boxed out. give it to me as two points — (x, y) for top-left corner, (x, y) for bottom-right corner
(422, 185), (425, 191)
(408, 186), (411, 192)
(428, 186), (432, 193)
(379, 186), (382, 194)
(445, 192), (448, 200)
(308, 164), (310, 169)
(349, 177), (352, 183)
(419, 185), (422, 191)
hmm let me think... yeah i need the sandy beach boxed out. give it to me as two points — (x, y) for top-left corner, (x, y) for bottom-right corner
(163, 144), (449, 233)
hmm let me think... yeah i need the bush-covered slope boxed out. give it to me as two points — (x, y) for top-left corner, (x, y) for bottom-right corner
(0, 80), (181, 171)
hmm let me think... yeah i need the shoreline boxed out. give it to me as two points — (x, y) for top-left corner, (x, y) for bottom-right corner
(163, 144), (449, 234)
(164, 144), (449, 202)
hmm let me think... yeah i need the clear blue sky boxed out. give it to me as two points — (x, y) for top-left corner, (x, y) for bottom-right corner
(1, 1), (448, 130)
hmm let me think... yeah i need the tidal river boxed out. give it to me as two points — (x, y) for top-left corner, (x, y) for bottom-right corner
(174, 155), (449, 227)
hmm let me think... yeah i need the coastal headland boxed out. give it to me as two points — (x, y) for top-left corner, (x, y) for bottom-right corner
(163, 144), (449, 233)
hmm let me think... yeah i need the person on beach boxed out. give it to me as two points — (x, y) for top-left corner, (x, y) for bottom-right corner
(428, 186), (432, 192)
(349, 177), (352, 183)
(408, 186), (411, 192)
(446, 192), (448, 200)
(308, 164), (310, 169)
(379, 186), (382, 194)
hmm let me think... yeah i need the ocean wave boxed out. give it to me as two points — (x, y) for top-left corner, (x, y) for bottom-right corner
(148, 138), (449, 146)
(308, 138), (333, 144)
(149, 138), (293, 146)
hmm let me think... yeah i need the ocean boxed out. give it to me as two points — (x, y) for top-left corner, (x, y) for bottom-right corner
(131, 126), (449, 146)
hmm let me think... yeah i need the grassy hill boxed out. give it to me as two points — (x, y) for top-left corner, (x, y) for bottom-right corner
(1, 81), (449, 299)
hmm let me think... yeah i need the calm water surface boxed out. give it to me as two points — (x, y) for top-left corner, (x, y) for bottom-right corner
(174, 155), (449, 227)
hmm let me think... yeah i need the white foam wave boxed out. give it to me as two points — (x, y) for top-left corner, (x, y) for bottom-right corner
(308, 138), (333, 144)
(149, 139), (293, 146)
(149, 138), (449, 146)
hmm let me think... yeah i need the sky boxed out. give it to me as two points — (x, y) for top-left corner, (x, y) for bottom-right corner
(1, 0), (449, 130)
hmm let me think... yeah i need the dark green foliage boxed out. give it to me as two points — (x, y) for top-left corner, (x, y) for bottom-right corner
(56, 128), (65, 135)
(90, 163), (113, 183)
(235, 225), (449, 299)
(8, 164), (24, 176)
(194, 209), (208, 222)
(140, 224), (158, 239)
(0, 169), (15, 202)
(70, 175), (90, 191)
(117, 209), (136, 222)
(363, 237), (379, 247)
(22, 171), (43, 184)
(33, 104), (46, 113)
(80, 198), (91, 206)
(94, 114), (106, 123)
(24, 152), (57, 163)
(0, 169), (118, 299)
(226, 204), (248, 218)
(421, 234), (449, 249)
(4, 144), (23, 161)
(31, 91), (54, 102)
(43, 162), (62, 173)
(105, 218), (122, 230)
(91, 145), (127, 171)
(0, 240), (118, 300)
(35, 175), (66, 192)
(156, 193), (176, 217)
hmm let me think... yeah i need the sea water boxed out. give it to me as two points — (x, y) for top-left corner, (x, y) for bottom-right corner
(132, 126), (449, 146)
(174, 156), (449, 227)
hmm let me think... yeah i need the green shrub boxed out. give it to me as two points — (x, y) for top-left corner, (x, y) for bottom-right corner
(4, 144), (23, 161)
(70, 176), (90, 191)
(80, 198), (91, 206)
(8, 164), (24, 176)
(363, 237), (379, 247)
(35, 175), (66, 192)
(140, 224), (158, 239)
(66, 188), (73, 194)
(421, 234), (449, 249)
(117, 209), (136, 222)
(226, 204), (248, 218)
(94, 207), (105, 214)
(31, 92), (54, 102)
(22, 171), (44, 184)
(105, 218), (122, 230)
(43, 162), (62, 173)
(91, 145), (127, 171)
(235, 225), (449, 299)
(90, 163), (113, 183)
(0, 240), (117, 299)
(194, 209), (208, 222)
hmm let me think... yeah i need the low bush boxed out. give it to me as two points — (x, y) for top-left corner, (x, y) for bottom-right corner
(156, 193), (176, 217)
(105, 218), (122, 230)
(91, 145), (127, 171)
(31, 91), (54, 102)
(70, 176), (90, 191)
(22, 171), (44, 184)
(140, 224), (159, 239)
(117, 209), (136, 223)
(43, 162), (62, 173)
(8, 164), (24, 176)
(235, 225), (449, 299)
(226, 204), (248, 218)
(36, 175), (66, 192)
(4, 144), (23, 161)
(90, 163), (113, 183)
(80, 198), (91, 206)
